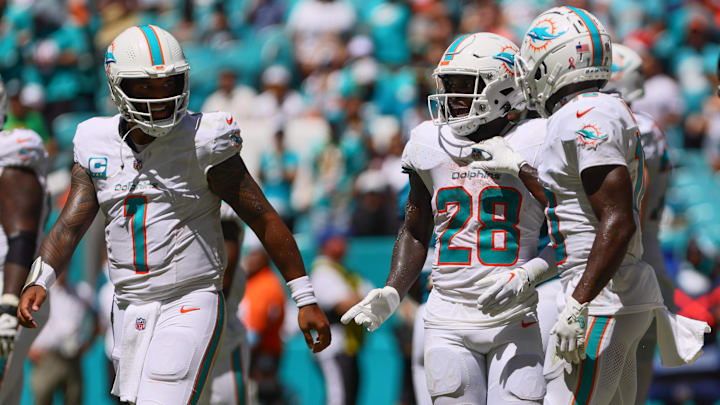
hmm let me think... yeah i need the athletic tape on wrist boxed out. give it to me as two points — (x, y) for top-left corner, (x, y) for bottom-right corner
(22, 257), (56, 293)
(287, 275), (318, 307)
(0, 294), (19, 307)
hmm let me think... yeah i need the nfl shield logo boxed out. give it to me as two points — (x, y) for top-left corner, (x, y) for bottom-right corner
(134, 160), (143, 170)
(135, 317), (146, 331)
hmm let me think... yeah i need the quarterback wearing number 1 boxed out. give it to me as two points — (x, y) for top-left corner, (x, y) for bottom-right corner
(343, 33), (557, 404)
(17, 25), (330, 405)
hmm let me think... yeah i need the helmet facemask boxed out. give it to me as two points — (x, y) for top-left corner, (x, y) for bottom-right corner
(110, 73), (189, 138)
(428, 71), (499, 136)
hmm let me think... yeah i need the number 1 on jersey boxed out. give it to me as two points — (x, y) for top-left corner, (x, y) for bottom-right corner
(124, 195), (149, 274)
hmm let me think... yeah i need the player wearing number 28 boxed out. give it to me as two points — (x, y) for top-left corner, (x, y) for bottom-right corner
(16, 25), (330, 405)
(342, 32), (558, 404)
(473, 7), (709, 405)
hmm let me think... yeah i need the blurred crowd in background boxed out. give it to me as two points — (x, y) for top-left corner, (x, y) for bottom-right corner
(3, 0), (720, 404)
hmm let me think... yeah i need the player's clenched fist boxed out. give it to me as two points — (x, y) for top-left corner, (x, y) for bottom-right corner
(298, 304), (331, 353)
(17, 286), (47, 329)
(341, 286), (400, 332)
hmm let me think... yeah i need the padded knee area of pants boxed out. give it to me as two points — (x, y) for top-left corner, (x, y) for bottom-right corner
(145, 330), (197, 382)
(504, 354), (545, 401)
(424, 347), (466, 397)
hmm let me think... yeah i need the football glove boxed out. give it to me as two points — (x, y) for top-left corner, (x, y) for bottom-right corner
(341, 286), (400, 332)
(474, 267), (532, 316)
(0, 294), (19, 358)
(469, 136), (527, 177)
(551, 296), (589, 364)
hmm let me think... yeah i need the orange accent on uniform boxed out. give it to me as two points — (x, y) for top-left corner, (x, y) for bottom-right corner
(138, 27), (155, 65)
(180, 306), (200, 313)
(148, 25), (166, 64)
(242, 267), (286, 356)
(576, 107), (595, 118)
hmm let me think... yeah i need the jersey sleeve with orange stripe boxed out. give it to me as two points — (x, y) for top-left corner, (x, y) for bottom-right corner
(195, 111), (243, 174)
(0, 128), (48, 182)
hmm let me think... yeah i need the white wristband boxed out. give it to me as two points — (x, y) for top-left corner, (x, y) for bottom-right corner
(22, 257), (57, 293)
(287, 275), (318, 307)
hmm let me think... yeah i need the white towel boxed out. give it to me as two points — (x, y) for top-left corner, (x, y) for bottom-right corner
(111, 301), (161, 403)
(654, 307), (711, 367)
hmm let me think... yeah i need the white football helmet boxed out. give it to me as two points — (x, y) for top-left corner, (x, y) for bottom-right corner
(515, 7), (612, 117)
(105, 25), (190, 137)
(428, 33), (524, 136)
(603, 43), (644, 103)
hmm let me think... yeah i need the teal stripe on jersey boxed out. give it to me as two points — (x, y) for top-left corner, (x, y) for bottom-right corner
(0, 357), (6, 387)
(573, 316), (611, 405)
(139, 25), (164, 66)
(231, 347), (245, 405)
(444, 34), (470, 62)
(188, 293), (225, 405)
(567, 7), (603, 66)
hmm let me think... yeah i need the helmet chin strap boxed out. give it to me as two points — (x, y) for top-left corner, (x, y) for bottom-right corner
(118, 123), (139, 171)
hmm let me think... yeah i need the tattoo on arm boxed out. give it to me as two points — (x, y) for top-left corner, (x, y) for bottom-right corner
(208, 155), (307, 282)
(386, 172), (434, 298)
(208, 155), (272, 226)
(38, 164), (99, 272)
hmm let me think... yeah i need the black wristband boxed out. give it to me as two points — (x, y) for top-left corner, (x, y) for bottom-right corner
(0, 304), (17, 317)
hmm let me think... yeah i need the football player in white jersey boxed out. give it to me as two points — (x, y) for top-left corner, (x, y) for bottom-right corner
(16, 25), (330, 405)
(472, 7), (706, 405)
(602, 42), (675, 405)
(342, 32), (557, 404)
(0, 78), (49, 405)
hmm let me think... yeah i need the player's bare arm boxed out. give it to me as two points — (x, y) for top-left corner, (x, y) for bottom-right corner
(386, 171), (434, 298)
(0, 166), (44, 356)
(572, 164), (636, 304)
(518, 164), (547, 206)
(341, 171), (432, 332)
(0, 167), (44, 297)
(17, 164), (99, 328)
(208, 154), (331, 352)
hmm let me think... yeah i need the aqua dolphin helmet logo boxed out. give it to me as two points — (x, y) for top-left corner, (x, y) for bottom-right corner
(526, 18), (567, 52)
(493, 46), (516, 75)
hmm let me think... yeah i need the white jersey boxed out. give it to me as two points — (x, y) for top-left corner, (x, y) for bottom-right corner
(538, 92), (662, 315)
(402, 119), (547, 325)
(0, 128), (48, 278)
(73, 112), (242, 304)
(636, 111), (670, 240)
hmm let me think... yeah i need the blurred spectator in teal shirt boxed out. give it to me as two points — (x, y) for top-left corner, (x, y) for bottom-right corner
(260, 129), (299, 230)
